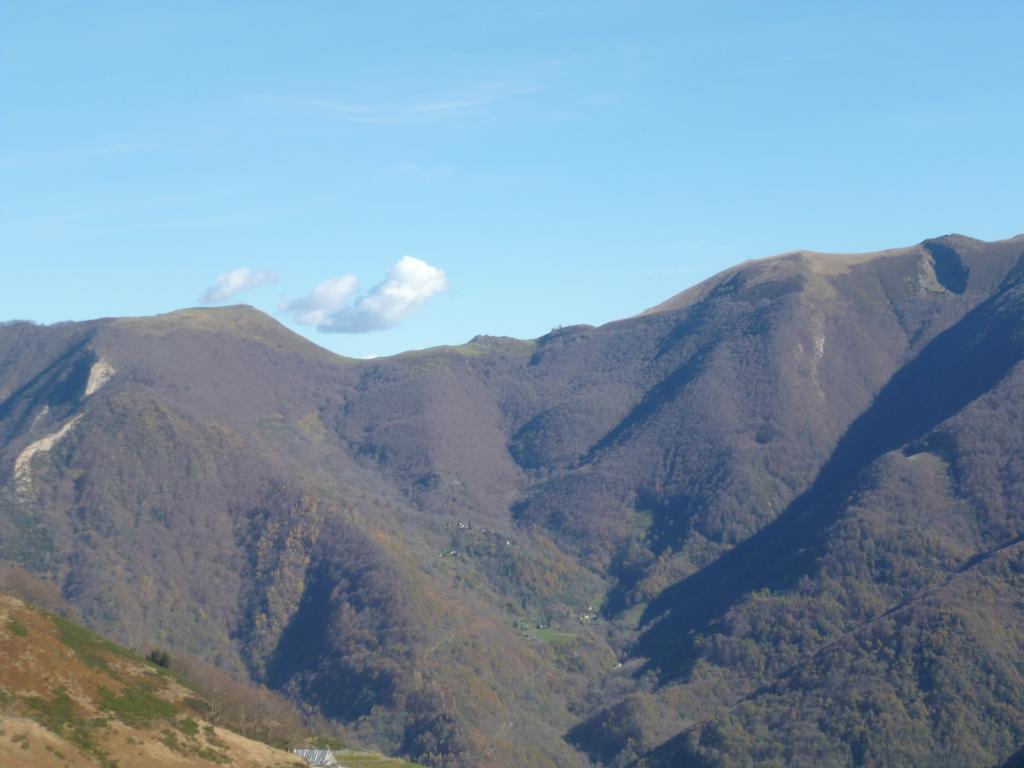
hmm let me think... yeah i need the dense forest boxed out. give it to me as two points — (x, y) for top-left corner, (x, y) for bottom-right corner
(3, 233), (1024, 766)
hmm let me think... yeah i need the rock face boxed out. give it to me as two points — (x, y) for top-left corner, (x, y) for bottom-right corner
(3, 233), (1024, 767)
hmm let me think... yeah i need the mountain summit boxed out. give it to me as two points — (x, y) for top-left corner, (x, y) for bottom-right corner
(3, 234), (1024, 767)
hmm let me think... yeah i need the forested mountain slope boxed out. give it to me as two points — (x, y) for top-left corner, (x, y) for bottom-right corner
(2, 233), (1024, 767)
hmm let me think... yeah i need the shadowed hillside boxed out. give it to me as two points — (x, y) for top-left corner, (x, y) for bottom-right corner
(3, 233), (1024, 767)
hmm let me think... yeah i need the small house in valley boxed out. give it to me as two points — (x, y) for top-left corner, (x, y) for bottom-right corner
(292, 747), (339, 766)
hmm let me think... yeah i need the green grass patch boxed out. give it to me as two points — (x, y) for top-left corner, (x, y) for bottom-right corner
(160, 728), (187, 755)
(99, 684), (177, 726)
(160, 726), (229, 764)
(7, 617), (29, 637)
(204, 724), (228, 748)
(25, 688), (111, 761)
(535, 628), (578, 646)
(27, 687), (76, 732)
(334, 752), (429, 767)
(53, 614), (135, 674)
(195, 745), (231, 764)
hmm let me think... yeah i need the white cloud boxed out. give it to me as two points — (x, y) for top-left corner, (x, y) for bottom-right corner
(200, 267), (277, 304)
(285, 257), (448, 334)
(282, 275), (359, 326)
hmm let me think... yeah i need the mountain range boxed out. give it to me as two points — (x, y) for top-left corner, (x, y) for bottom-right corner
(3, 233), (1024, 767)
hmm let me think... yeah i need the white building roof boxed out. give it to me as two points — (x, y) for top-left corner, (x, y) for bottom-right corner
(292, 747), (339, 766)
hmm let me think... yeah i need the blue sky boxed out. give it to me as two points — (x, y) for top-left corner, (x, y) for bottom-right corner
(2, 1), (1023, 358)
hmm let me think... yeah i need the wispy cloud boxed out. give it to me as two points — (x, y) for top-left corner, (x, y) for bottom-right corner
(285, 256), (448, 333)
(265, 81), (543, 127)
(282, 275), (359, 326)
(199, 267), (277, 304)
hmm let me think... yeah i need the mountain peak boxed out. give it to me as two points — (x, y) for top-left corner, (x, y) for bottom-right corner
(639, 233), (1024, 319)
(106, 304), (347, 360)
(114, 304), (280, 331)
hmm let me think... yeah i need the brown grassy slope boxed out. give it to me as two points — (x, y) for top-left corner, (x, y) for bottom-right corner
(0, 591), (305, 768)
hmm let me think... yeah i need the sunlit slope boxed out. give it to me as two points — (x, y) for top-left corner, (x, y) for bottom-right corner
(0, 591), (304, 768)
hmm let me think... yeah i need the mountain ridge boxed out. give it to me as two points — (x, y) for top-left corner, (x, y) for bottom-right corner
(18, 232), (1024, 362)
(3, 232), (1024, 766)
